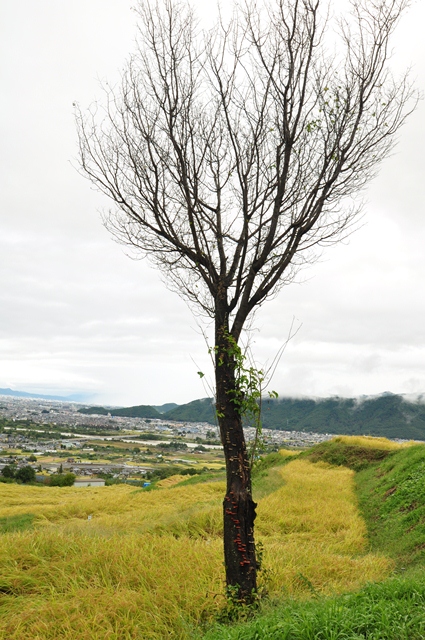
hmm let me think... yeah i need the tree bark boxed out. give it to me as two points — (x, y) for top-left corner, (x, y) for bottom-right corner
(215, 310), (257, 602)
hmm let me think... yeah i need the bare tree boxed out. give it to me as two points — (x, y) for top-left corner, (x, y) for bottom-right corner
(76, 0), (416, 601)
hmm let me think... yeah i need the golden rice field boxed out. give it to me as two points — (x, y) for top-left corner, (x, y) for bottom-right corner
(331, 435), (414, 450)
(0, 448), (394, 640)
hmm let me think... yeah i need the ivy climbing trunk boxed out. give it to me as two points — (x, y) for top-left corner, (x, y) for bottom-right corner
(215, 313), (257, 601)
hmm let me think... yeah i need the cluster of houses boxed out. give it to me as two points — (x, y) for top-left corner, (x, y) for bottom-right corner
(0, 454), (33, 471)
(1, 396), (336, 492)
(0, 455), (106, 487)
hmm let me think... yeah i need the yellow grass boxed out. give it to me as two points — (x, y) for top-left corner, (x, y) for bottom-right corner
(331, 435), (414, 450)
(256, 460), (390, 596)
(0, 481), (224, 538)
(199, 462), (225, 469)
(0, 459), (391, 639)
(278, 448), (302, 457)
(157, 474), (187, 487)
(0, 531), (223, 639)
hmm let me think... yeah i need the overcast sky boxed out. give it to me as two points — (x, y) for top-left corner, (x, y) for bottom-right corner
(1, 0), (424, 407)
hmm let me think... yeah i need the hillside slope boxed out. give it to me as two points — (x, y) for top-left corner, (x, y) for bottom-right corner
(166, 393), (425, 440)
(78, 404), (162, 419)
(165, 397), (216, 423)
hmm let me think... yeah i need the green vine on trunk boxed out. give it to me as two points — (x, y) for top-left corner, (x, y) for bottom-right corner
(199, 332), (278, 468)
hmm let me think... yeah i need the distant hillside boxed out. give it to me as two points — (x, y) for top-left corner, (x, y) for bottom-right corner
(260, 394), (425, 440)
(78, 405), (162, 419)
(78, 406), (108, 415)
(164, 393), (425, 440)
(0, 387), (88, 402)
(152, 403), (179, 414)
(77, 393), (425, 440)
(165, 397), (216, 424)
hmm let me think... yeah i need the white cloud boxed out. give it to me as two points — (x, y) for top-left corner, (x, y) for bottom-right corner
(1, 0), (424, 405)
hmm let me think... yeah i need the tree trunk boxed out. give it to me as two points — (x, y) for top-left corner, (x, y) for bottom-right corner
(215, 318), (257, 602)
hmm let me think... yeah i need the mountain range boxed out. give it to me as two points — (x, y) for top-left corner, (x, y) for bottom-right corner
(77, 393), (425, 441)
(3, 386), (425, 441)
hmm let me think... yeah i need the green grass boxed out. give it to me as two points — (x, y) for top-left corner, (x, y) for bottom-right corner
(252, 451), (292, 499)
(304, 439), (392, 471)
(175, 470), (226, 486)
(201, 575), (425, 639)
(356, 444), (425, 570)
(0, 513), (35, 534)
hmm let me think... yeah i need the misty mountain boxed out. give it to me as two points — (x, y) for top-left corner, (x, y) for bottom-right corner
(8, 384), (425, 440)
(164, 393), (425, 440)
(259, 394), (425, 439)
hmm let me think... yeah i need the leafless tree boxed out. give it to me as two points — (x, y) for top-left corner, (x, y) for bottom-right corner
(76, 0), (416, 600)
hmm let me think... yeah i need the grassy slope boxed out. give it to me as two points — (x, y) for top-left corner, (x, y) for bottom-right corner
(0, 447), (389, 639)
(202, 578), (425, 640)
(356, 443), (425, 570)
(203, 437), (425, 640)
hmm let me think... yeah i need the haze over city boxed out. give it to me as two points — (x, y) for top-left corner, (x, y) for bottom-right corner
(1, 0), (425, 406)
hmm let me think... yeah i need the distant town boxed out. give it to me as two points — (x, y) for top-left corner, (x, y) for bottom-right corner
(0, 394), (333, 481)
